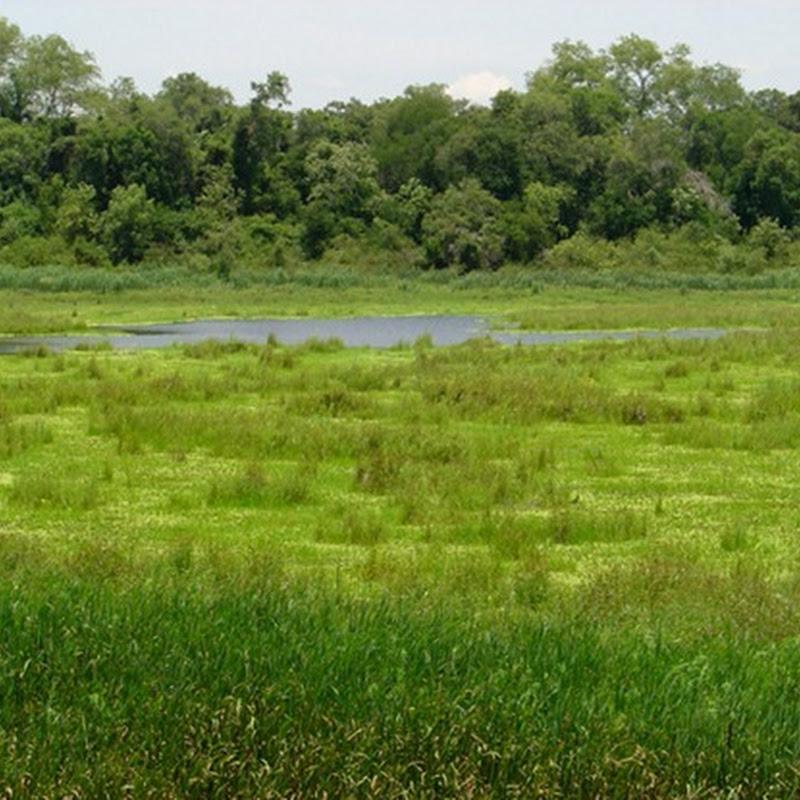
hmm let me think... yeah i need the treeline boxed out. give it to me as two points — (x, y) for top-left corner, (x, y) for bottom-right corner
(3, 16), (800, 275)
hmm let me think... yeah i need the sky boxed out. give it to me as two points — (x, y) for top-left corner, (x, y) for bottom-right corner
(4, 1), (800, 109)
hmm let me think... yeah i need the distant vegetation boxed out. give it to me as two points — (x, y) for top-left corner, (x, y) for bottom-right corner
(3, 17), (800, 277)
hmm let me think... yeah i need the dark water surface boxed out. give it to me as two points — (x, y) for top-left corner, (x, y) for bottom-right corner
(0, 315), (739, 354)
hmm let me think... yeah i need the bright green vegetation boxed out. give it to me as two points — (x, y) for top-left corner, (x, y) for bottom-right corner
(6, 10), (800, 794)
(3, 291), (800, 795)
(2, 270), (800, 337)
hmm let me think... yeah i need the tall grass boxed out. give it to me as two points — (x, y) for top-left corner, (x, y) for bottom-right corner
(2, 570), (800, 797)
(2, 311), (800, 794)
(6, 260), (800, 295)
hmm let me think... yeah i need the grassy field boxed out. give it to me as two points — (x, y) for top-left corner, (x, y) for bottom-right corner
(3, 261), (800, 334)
(2, 280), (800, 796)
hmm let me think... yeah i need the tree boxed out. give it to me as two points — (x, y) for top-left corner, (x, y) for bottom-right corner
(72, 90), (198, 209)
(101, 183), (155, 263)
(250, 71), (291, 110)
(547, 40), (611, 89)
(686, 106), (766, 188)
(305, 140), (382, 222)
(504, 181), (573, 261)
(520, 65), (613, 210)
(55, 181), (99, 243)
(529, 40), (623, 137)
(7, 33), (100, 120)
(0, 116), (46, 202)
(421, 178), (504, 270)
(746, 216), (790, 259)
(371, 84), (462, 192)
(232, 73), (298, 215)
(389, 177), (432, 241)
(157, 72), (233, 133)
(299, 140), (384, 259)
(608, 34), (665, 118)
(588, 119), (685, 238)
(730, 129), (800, 228)
(0, 17), (22, 118)
(434, 107), (524, 200)
(658, 60), (744, 123)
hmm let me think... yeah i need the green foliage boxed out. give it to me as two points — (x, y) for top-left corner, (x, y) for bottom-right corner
(0, 116), (46, 202)
(0, 20), (99, 121)
(156, 71), (234, 132)
(504, 181), (572, 260)
(305, 140), (383, 222)
(0, 17), (798, 274)
(3, 309), (800, 794)
(731, 128), (800, 228)
(55, 181), (99, 243)
(101, 183), (155, 263)
(0, 198), (41, 244)
(372, 84), (462, 192)
(11, 32), (100, 119)
(421, 178), (504, 270)
(384, 177), (432, 241)
(746, 216), (791, 259)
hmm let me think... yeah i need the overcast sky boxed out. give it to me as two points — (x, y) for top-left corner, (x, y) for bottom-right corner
(4, 1), (800, 108)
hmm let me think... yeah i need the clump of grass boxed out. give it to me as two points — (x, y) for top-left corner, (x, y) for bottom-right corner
(297, 381), (372, 417)
(583, 446), (619, 476)
(0, 420), (53, 458)
(20, 343), (51, 358)
(479, 512), (540, 559)
(9, 471), (101, 510)
(548, 506), (648, 545)
(208, 462), (269, 507)
(182, 338), (253, 359)
(512, 551), (551, 608)
(618, 391), (684, 425)
(745, 378), (800, 422)
(67, 539), (131, 581)
(664, 358), (690, 378)
(302, 336), (345, 353)
(207, 461), (316, 508)
(354, 436), (404, 493)
(318, 501), (390, 546)
(74, 339), (113, 352)
(258, 341), (297, 368)
(720, 525), (754, 553)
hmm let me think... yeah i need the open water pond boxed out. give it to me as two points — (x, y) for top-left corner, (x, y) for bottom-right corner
(0, 315), (740, 353)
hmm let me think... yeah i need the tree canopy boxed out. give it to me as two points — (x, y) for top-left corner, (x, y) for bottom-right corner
(1, 17), (799, 273)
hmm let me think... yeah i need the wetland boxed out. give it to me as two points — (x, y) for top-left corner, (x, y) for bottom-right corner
(1, 281), (800, 797)
(0, 313), (742, 352)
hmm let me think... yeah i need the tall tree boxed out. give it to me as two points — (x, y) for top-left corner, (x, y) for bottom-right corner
(157, 72), (233, 133)
(232, 72), (298, 215)
(608, 34), (665, 118)
(7, 33), (99, 120)
(0, 17), (22, 119)
(371, 84), (463, 192)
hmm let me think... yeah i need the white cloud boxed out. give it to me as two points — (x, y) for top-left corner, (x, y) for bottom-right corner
(446, 71), (513, 106)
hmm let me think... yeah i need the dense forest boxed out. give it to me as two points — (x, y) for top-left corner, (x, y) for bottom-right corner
(3, 16), (800, 276)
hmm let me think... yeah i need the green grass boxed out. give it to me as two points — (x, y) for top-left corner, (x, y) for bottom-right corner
(1, 263), (800, 335)
(4, 572), (800, 797)
(3, 288), (800, 795)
